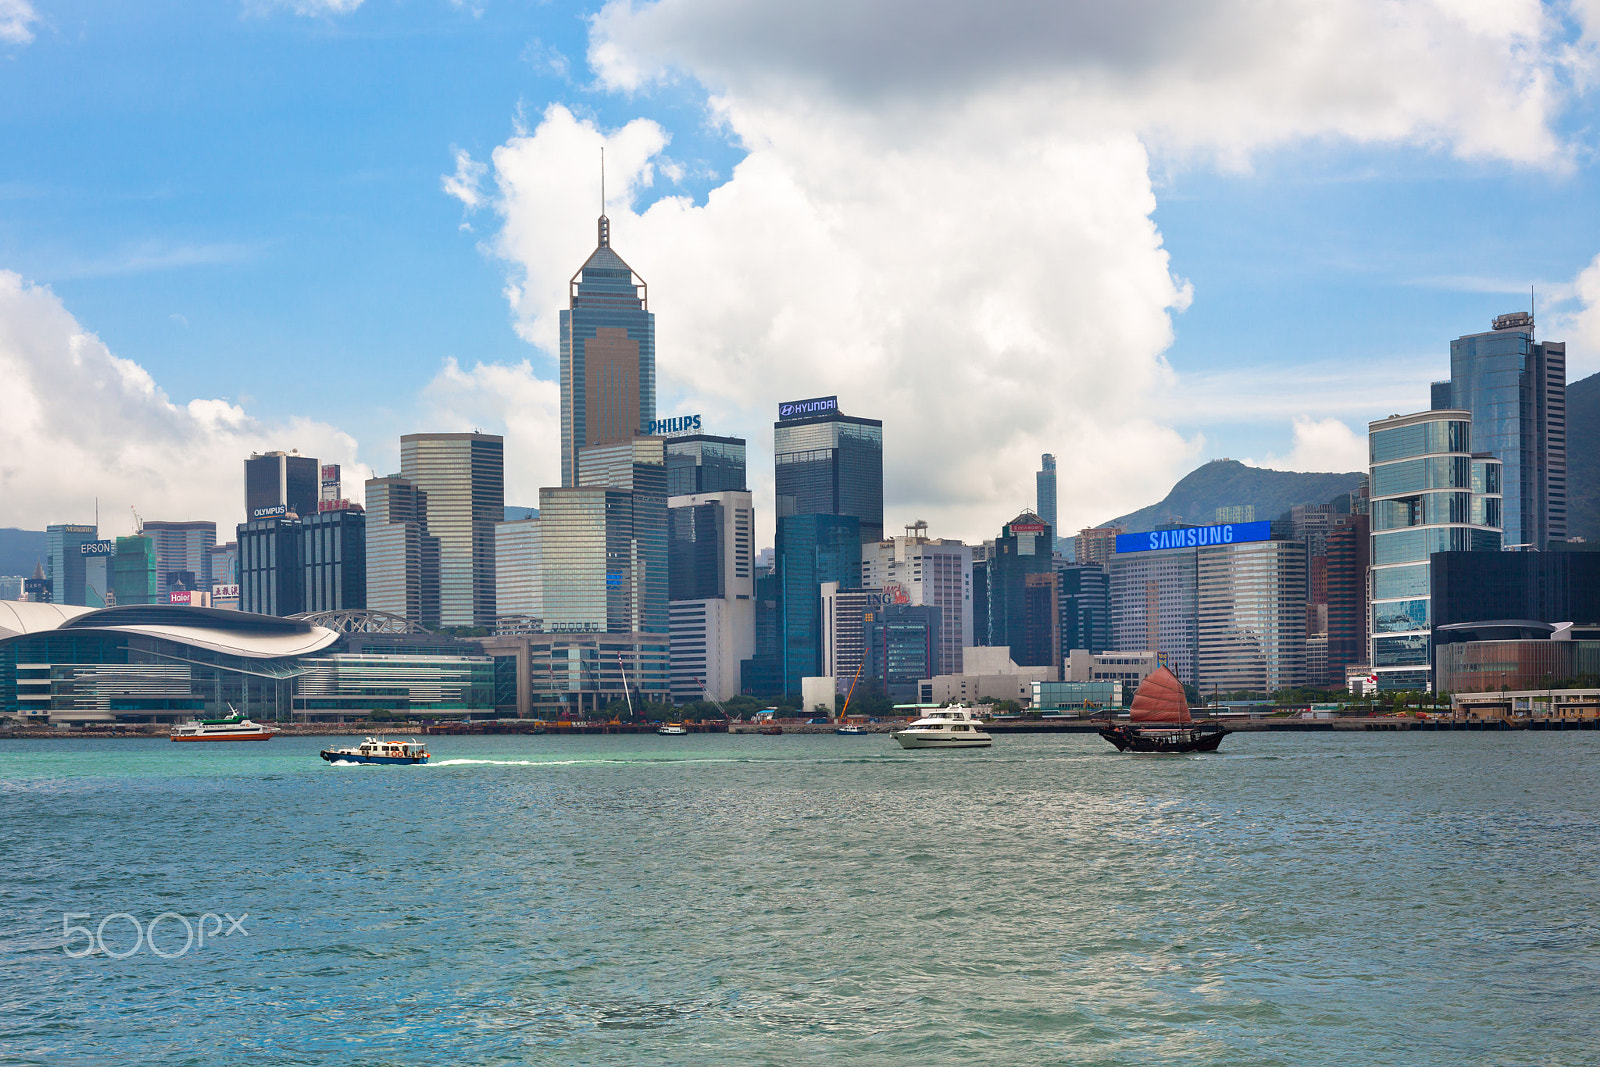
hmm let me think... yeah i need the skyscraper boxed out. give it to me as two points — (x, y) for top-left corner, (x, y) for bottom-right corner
(1036, 454), (1058, 553)
(1055, 561), (1110, 656)
(300, 509), (366, 612)
(577, 437), (668, 639)
(753, 513), (862, 697)
(860, 525), (973, 676)
(401, 433), (504, 628)
(239, 516), (302, 616)
(773, 396), (884, 544)
(1196, 538), (1308, 694)
(112, 535), (158, 607)
(244, 451), (318, 518)
(1446, 312), (1566, 549)
(666, 434), (747, 496)
(560, 213), (655, 488)
(365, 474), (441, 629)
(984, 511), (1057, 671)
(45, 524), (97, 606)
(1109, 539), (1199, 684)
(1368, 409), (1502, 690)
(141, 520), (217, 592)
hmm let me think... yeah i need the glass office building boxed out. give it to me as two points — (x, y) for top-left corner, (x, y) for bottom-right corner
(300, 509), (366, 612)
(1445, 313), (1566, 548)
(578, 438), (668, 638)
(1109, 542), (1199, 685)
(773, 513), (862, 696)
(245, 451), (318, 518)
(1196, 539), (1308, 694)
(773, 406), (884, 544)
(111, 535), (158, 607)
(45, 524), (97, 606)
(238, 517), (303, 616)
(1036, 454), (1058, 553)
(861, 533), (974, 677)
(984, 511), (1056, 669)
(141, 520), (217, 591)
(561, 213), (655, 488)
(666, 434), (746, 496)
(1368, 409), (1502, 691)
(1055, 561), (1110, 657)
(400, 432), (504, 628)
(863, 603), (941, 702)
(365, 474), (440, 629)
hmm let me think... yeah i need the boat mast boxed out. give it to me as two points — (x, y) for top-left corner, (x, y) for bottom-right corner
(617, 651), (635, 719)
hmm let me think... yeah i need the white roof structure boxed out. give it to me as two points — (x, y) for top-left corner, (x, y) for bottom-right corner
(0, 602), (338, 659)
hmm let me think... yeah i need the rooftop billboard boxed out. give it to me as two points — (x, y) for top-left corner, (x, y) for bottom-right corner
(1115, 521), (1272, 554)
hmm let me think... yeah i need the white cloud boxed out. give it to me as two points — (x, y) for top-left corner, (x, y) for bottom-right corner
(0, 0), (37, 45)
(451, 0), (1594, 544)
(0, 272), (368, 535)
(1247, 416), (1369, 473)
(1544, 251), (1600, 381)
(442, 149), (489, 212)
(252, 0), (365, 16)
(418, 357), (561, 505)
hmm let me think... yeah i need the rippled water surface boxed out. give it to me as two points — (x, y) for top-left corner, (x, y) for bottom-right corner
(2, 731), (1598, 1065)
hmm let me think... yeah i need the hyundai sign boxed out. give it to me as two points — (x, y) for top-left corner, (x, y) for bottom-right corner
(778, 395), (838, 421)
(1115, 521), (1272, 554)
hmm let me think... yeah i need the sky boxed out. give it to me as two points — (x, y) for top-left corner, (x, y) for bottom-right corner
(4, 0), (1600, 546)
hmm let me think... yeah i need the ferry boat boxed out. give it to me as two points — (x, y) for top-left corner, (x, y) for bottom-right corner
(891, 707), (992, 749)
(834, 724), (867, 735)
(657, 722), (688, 735)
(1098, 667), (1225, 754)
(170, 707), (279, 742)
(319, 737), (431, 765)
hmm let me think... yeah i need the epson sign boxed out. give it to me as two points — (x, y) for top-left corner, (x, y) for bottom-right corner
(1115, 521), (1272, 554)
(79, 540), (114, 557)
(647, 414), (702, 436)
(778, 395), (838, 421)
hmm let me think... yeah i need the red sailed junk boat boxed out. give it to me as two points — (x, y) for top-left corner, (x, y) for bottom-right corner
(1099, 666), (1225, 754)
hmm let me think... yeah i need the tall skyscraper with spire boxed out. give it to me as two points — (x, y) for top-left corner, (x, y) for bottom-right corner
(560, 199), (656, 488)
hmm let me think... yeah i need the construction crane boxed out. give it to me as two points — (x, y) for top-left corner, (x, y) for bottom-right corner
(129, 506), (143, 534)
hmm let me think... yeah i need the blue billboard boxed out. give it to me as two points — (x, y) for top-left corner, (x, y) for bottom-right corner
(1115, 521), (1272, 554)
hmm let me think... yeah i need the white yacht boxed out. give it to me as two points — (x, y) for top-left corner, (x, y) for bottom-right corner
(891, 707), (993, 749)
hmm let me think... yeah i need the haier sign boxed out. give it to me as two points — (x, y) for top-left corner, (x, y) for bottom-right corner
(1115, 521), (1272, 554)
(778, 395), (838, 421)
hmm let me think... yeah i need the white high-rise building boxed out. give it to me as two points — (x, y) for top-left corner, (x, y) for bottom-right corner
(860, 527), (973, 676)
(668, 489), (754, 702)
(494, 519), (543, 624)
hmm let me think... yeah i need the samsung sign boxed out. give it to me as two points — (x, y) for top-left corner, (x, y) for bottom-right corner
(647, 414), (702, 436)
(777, 395), (838, 421)
(1115, 521), (1272, 554)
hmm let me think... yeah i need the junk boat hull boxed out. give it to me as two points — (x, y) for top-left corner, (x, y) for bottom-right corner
(1098, 723), (1225, 754)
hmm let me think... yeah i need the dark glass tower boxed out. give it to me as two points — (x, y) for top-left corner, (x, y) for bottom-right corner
(561, 214), (655, 488)
(1055, 561), (1110, 655)
(1448, 313), (1566, 549)
(666, 434), (747, 496)
(245, 451), (318, 518)
(773, 404), (883, 545)
(1036, 454), (1058, 553)
(985, 511), (1056, 667)
(773, 513), (862, 696)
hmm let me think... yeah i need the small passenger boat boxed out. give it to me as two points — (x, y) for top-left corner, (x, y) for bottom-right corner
(1098, 667), (1225, 754)
(891, 706), (992, 749)
(657, 722), (688, 735)
(320, 737), (431, 765)
(170, 707), (278, 742)
(834, 724), (866, 735)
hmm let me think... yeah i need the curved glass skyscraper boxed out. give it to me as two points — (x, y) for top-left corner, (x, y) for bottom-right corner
(1368, 409), (1502, 691)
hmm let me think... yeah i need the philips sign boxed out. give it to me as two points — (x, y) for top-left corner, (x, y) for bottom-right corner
(1115, 521), (1272, 554)
(251, 505), (288, 519)
(778, 395), (838, 421)
(647, 414), (702, 436)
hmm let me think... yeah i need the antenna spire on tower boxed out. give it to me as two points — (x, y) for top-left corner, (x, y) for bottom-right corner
(598, 146), (610, 248)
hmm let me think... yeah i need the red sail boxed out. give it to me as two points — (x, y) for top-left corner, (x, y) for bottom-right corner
(1129, 666), (1191, 723)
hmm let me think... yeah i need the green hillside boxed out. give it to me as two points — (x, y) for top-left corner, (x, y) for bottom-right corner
(1100, 459), (1365, 532)
(0, 528), (47, 578)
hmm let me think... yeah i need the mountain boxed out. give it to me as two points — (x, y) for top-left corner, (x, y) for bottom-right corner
(0, 528), (47, 578)
(1566, 370), (1600, 541)
(1098, 460), (1365, 533)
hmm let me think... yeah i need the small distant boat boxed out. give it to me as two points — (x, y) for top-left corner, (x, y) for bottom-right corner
(891, 706), (992, 749)
(1098, 667), (1225, 754)
(834, 724), (866, 735)
(170, 707), (278, 742)
(657, 722), (688, 735)
(320, 737), (430, 765)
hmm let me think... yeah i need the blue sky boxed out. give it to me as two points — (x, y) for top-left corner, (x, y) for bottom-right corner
(4, 0), (1600, 540)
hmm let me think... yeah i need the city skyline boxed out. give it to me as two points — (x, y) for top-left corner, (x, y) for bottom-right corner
(5, 2), (1600, 552)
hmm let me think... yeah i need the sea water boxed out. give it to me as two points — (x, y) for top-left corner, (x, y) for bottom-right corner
(2, 731), (1597, 1065)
